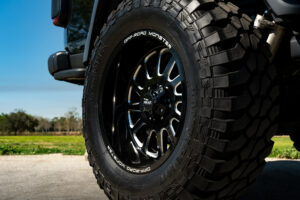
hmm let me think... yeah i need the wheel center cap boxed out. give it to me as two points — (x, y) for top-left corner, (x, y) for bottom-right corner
(141, 98), (153, 113)
(141, 85), (167, 117)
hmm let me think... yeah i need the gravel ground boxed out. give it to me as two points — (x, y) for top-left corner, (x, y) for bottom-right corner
(0, 155), (299, 200)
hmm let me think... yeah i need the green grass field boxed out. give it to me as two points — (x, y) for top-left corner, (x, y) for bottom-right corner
(270, 136), (300, 159)
(0, 136), (85, 155)
(0, 135), (299, 158)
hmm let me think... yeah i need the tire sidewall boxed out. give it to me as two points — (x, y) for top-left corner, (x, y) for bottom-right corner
(84, 7), (201, 195)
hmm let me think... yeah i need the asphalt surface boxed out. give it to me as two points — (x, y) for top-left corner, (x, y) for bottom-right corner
(241, 159), (300, 200)
(0, 155), (299, 200)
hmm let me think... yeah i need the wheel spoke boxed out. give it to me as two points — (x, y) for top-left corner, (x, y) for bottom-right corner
(133, 64), (142, 80)
(132, 81), (143, 97)
(128, 102), (140, 113)
(170, 117), (180, 138)
(175, 101), (182, 117)
(144, 51), (157, 79)
(156, 48), (169, 76)
(169, 124), (176, 136)
(144, 130), (158, 158)
(129, 141), (141, 164)
(170, 75), (183, 87)
(130, 118), (145, 148)
(130, 64), (144, 97)
(166, 127), (176, 146)
(157, 129), (165, 156)
(163, 56), (176, 78)
(131, 118), (144, 132)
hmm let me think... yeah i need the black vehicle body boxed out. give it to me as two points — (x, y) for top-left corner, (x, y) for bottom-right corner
(49, 0), (300, 71)
(48, 0), (300, 130)
(51, 0), (266, 63)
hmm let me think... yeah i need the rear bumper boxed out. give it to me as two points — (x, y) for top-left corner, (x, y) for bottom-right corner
(48, 52), (86, 85)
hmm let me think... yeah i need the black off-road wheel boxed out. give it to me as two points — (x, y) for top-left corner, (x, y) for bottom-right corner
(83, 0), (280, 199)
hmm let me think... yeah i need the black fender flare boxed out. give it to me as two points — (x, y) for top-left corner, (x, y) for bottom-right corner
(83, 0), (121, 65)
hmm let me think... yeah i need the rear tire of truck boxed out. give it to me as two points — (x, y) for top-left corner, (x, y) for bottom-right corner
(82, 0), (280, 199)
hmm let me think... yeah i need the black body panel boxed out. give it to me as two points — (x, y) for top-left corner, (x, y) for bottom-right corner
(265, 0), (300, 17)
(265, 0), (300, 33)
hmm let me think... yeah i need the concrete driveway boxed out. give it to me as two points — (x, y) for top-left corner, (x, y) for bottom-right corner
(0, 155), (299, 200)
(0, 155), (105, 200)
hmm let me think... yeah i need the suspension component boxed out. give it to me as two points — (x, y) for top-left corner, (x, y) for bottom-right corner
(254, 14), (285, 62)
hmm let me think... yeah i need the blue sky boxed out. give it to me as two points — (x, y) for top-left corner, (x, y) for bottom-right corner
(0, 1), (82, 118)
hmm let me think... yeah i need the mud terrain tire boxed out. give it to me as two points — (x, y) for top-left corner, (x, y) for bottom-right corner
(83, 0), (280, 199)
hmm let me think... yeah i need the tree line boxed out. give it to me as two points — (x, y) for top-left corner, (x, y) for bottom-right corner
(0, 108), (82, 135)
